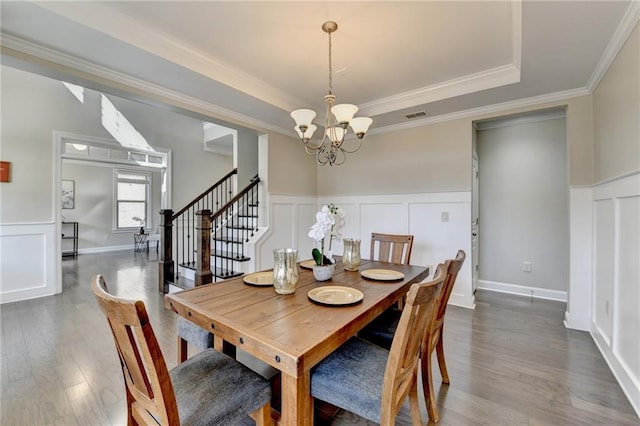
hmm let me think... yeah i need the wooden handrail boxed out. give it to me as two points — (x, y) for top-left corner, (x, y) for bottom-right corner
(172, 168), (237, 219)
(211, 177), (261, 223)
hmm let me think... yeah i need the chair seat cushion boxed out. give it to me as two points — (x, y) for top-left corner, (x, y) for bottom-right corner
(358, 307), (401, 350)
(311, 337), (388, 423)
(170, 348), (271, 425)
(177, 317), (213, 350)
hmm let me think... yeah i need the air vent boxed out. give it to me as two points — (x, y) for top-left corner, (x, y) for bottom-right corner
(404, 111), (428, 120)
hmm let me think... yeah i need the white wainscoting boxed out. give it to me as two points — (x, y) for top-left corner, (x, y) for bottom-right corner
(590, 171), (640, 417)
(255, 192), (474, 309)
(0, 223), (59, 303)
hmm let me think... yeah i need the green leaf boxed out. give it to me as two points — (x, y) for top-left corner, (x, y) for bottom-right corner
(312, 248), (323, 266)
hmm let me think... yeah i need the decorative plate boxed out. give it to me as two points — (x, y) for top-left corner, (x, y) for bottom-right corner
(360, 269), (405, 281)
(299, 259), (316, 270)
(308, 286), (364, 306)
(242, 271), (273, 286)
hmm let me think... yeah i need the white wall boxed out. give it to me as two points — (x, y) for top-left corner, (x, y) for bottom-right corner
(477, 117), (569, 300)
(590, 173), (640, 416)
(256, 192), (474, 309)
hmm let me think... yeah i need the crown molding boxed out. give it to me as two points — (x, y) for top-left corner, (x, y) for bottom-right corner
(359, 0), (522, 117)
(586, 0), (640, 92)
(1, 34), (293, 138)
(359, 63), (521, 117)
(368, 87), (591, 137)
(33, 1), (299, 112)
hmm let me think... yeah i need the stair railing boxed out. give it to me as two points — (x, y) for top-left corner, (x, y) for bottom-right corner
(209, 176), (260, 281)
(158, 169), (237, 293)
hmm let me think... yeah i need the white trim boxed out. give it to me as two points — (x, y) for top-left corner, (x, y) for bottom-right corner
(586, 1), (640, 92)
(477, 279), (568, 302)
(592, 169), (640, 188)
(78, 245), (135, 254)
(26, 2), (300, 113)
(366, 87), (591, 137)
(591, 329), (640, 418)
(1, 34), (293, 138)
(359, 64), (521, 117)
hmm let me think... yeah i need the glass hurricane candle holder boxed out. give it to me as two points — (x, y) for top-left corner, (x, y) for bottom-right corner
(342, 238), (361, 271)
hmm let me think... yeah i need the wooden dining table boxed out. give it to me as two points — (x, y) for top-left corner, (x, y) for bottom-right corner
(164, 258), (430, 425)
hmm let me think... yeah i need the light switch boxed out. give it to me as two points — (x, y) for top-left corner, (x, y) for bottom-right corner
(441, 212), (449, 222)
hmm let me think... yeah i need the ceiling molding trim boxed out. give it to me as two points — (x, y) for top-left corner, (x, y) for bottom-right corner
(586, 0), (640, 92)
(33, 1), (300, 112)
(360, 1), (522, 118)
(474, 108), (566, 131)
(1, 34), (293, 138)
(368, 87), (590, 137)
(359, 64), (521, 117)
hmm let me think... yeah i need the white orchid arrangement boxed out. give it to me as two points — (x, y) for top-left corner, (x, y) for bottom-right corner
(308, 204), (345, 266)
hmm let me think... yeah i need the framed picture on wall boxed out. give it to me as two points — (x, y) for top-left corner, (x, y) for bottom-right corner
(62, 180), (75, 209)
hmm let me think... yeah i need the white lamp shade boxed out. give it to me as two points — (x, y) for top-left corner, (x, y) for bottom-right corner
(296, 124), (317, 139)
(290, 109), (316, 127)
(331, 104), (358, 124)
(349, 117), (373, 135)
(326, 126), (345, 143)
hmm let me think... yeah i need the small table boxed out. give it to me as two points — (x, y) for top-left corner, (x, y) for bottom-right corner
(133, 233), (148, 252)
(165, 259), (430, 425)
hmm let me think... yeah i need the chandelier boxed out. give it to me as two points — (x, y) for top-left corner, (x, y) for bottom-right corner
(290, 21), (372, 166)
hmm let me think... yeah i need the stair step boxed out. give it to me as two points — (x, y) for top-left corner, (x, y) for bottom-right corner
(213, 268), (243, 279)
(212, 250), (250, 262)
(226, 224), (256, 230)
(178, 264), (242, 280)
(237, 214), (258, 218)
(213, 236), (245, 244)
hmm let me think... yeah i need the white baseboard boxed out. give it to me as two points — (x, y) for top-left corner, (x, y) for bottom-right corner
(591, 327), (640, 419)
(78, 244), (133, 254)
(477, 279), (567, 302)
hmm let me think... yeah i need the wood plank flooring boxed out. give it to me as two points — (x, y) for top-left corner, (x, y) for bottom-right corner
(1, 250), (638, 425)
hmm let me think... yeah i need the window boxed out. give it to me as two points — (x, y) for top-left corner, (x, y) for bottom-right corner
(115, 170), (151, 230)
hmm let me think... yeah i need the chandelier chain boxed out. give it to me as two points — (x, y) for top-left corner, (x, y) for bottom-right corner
(328, 30), (333, 95)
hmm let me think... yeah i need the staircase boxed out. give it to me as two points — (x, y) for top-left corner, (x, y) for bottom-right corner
(158, 170), (261, 292)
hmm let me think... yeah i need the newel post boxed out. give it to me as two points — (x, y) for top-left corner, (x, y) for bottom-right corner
(159, 209), (174, 293)
(195, 210), (213, 286)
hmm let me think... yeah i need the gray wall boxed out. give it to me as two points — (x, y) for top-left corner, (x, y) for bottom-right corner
(1, 65), (232, 230)
(477, 117), (569, 291)
(237, 128), (259, 188)
(61, 162), (162, 250)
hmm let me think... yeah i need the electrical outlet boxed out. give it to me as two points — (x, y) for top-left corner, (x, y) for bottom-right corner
(523, 261), (532, 273)
(441, 212), (449, 222)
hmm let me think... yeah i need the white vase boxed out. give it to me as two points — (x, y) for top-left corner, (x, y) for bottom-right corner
(313, 264), (335, 281)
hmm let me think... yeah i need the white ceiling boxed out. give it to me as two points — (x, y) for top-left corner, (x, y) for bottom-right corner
(1, 1), (638, 136)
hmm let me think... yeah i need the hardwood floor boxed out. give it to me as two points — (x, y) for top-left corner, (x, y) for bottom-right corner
(1, 250), (638, 425)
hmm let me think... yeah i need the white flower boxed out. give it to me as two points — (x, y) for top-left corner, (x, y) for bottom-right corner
(309, 204), (346, 265)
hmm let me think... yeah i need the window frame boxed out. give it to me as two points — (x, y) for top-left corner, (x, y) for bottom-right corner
(113, 169), (152, 232)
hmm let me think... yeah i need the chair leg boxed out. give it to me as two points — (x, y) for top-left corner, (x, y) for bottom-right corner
(435, 330), (450, 384)
(178, 336), (188, 364)
(421, 350), (440, 423)
(126, 385), (138, 426)
(250, 401), (272, 426)
(409, 376), (423, 426)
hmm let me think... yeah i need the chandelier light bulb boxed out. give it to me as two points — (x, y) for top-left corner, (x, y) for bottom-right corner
(331, 104), (358, 127)
(290, 109), (316, 127)
(349, 117), (373, 138)
(326, 126), (345, 143)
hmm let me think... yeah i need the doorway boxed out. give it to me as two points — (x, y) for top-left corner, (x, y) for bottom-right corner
(472, 108), (569, 302)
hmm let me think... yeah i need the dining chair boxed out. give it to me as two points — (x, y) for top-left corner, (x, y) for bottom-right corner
(92, 275), (272, 425)
(370, 233), (414, 265)
(310, 265), (446, 425)
(177, 317), (213, 363)
(358, 250), (466, 422)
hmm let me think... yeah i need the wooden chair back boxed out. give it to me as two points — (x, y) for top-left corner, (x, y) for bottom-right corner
(370, 233), (414, 265)
(92, 275), (179, 425)
(380, 264), (445, 424)
(433, 250), (466, 332)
